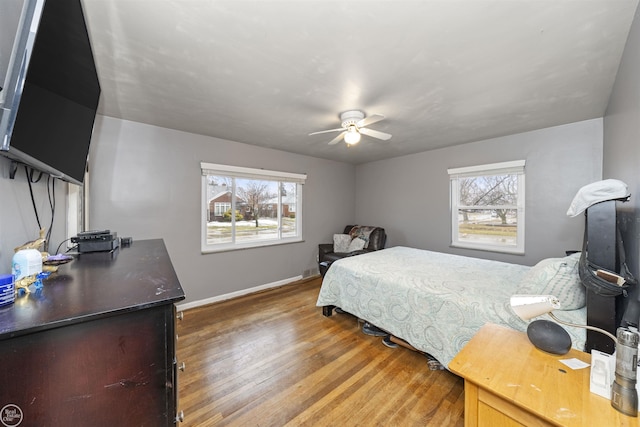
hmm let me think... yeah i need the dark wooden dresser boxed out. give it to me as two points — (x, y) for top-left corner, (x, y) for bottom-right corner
(0, 239), (186, 426)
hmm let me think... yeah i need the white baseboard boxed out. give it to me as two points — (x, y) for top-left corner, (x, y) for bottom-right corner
(176, 275), (303, 311)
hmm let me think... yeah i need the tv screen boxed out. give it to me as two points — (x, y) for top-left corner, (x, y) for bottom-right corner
(0, 0), (100, 185)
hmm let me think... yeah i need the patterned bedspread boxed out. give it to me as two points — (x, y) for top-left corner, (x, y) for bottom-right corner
(316, 246), (586, 368)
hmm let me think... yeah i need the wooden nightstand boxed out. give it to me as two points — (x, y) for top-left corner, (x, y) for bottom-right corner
(449, 323), (640, 427)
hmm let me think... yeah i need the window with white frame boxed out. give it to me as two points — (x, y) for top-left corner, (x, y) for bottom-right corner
(214, 202), (231, 217)
(201, 162), (306, 253)
(448, 160), (525, 254)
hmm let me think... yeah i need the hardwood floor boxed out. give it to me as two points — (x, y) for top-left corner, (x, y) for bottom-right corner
(176, 277), (465, 426)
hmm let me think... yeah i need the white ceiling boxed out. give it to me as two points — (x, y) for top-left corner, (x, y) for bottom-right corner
(81, 0), (639, 164)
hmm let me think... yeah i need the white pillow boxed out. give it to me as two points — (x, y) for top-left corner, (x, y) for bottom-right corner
(517, 252), (584, 310)
(347, 237), (366, 252)
(333, 234), (352, 253)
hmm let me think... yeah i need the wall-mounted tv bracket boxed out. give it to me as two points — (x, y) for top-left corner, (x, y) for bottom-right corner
(9, 160), (18, 180)
(9, 161), (44, 182)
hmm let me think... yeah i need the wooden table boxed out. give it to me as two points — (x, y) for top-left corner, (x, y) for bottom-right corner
(449, 323), (640, 426)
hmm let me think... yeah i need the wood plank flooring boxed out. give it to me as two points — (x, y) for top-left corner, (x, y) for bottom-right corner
(176, 277), (465, 426)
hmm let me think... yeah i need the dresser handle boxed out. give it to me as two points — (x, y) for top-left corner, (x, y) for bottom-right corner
(176, 410), (185, 423)
(179, 362), (186, 372)
(176, 311), (184, 321)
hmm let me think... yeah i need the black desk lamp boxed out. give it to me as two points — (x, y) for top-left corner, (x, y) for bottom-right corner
(510, 294), (617, 354)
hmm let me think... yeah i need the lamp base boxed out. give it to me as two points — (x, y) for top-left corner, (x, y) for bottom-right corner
(526, 319), (572, 355)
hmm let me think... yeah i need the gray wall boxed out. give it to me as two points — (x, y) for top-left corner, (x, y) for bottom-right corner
(603, 3), (640, 278)
(0, 115), (607, 301)
(88, 115), (355, 304)
(0, 157), (68, 272)
(354, 119), (603, 266)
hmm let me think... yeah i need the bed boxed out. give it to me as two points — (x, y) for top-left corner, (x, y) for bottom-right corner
(316, 246), (587, 368)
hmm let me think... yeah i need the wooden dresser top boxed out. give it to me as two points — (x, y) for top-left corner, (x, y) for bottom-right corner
(0, 239), (185, 340)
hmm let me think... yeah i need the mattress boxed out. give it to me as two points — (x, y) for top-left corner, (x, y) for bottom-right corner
(316, 246), (587, 367)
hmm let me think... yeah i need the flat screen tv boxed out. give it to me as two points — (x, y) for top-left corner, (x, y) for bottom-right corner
(0, 0), (101, 185)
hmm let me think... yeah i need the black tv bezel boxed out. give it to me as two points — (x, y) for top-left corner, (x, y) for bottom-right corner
(0, 0), (101, 186)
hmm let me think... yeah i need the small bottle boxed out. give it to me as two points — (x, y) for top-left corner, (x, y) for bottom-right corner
(0, 274), (15, 307)
(12, 249), (43, 281)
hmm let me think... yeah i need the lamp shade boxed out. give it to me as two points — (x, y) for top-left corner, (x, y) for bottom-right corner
(510, 295), (562, 321)
(344, 126), (361, 145)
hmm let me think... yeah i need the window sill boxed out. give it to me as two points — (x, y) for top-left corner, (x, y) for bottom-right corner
(202, 237), (304, 254)
(450, 241), (524, 255)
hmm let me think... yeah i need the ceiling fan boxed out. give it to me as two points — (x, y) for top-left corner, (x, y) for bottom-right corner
(309, 110), (392, 146)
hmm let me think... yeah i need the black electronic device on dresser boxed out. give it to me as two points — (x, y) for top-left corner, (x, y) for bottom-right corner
(0, 239), (186, 426)
(71, 229), (120, 253)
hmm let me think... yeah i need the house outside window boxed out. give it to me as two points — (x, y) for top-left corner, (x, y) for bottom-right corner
(448, 160), (525, 254)
(201, 163), (306, 253)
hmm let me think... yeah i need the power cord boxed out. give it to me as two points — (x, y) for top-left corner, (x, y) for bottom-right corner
(23, 165), (57, 253)
(54, 238), (76, 254)
(45, 175), (56, 252)
(25, 165), (43, 231)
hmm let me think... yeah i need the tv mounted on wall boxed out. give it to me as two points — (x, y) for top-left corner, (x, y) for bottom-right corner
(0, 0), (101, 185)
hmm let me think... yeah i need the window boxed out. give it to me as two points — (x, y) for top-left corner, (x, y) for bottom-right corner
(448, 160), (525, 254)
(214, 202), (231, 217)
(201, 163), (306, 253)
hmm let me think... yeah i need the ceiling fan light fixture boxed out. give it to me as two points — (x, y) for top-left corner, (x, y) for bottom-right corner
(309, 110), (391, 146)
(344, 126), (361, 145)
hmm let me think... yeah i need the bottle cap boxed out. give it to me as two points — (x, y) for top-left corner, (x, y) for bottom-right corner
(0, 274), (13, 286)
(617, 327), (640, 346)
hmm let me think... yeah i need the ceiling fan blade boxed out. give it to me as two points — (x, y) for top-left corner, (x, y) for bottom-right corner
(309, 127), (345, 136)
(360, 127), (392, 141)
(328, 131), (346, 145)
(357, 114), (385, 128)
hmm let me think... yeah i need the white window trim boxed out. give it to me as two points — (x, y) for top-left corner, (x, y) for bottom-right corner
(448, 160), (525, 255)
(201, 162), (306, 253)
(201, 162), (307, 183)
(66, 169), (89, 249)
(447, 160), (525, 178)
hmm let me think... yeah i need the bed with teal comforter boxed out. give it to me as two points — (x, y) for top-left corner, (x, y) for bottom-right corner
(316, 246), (587, 368)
